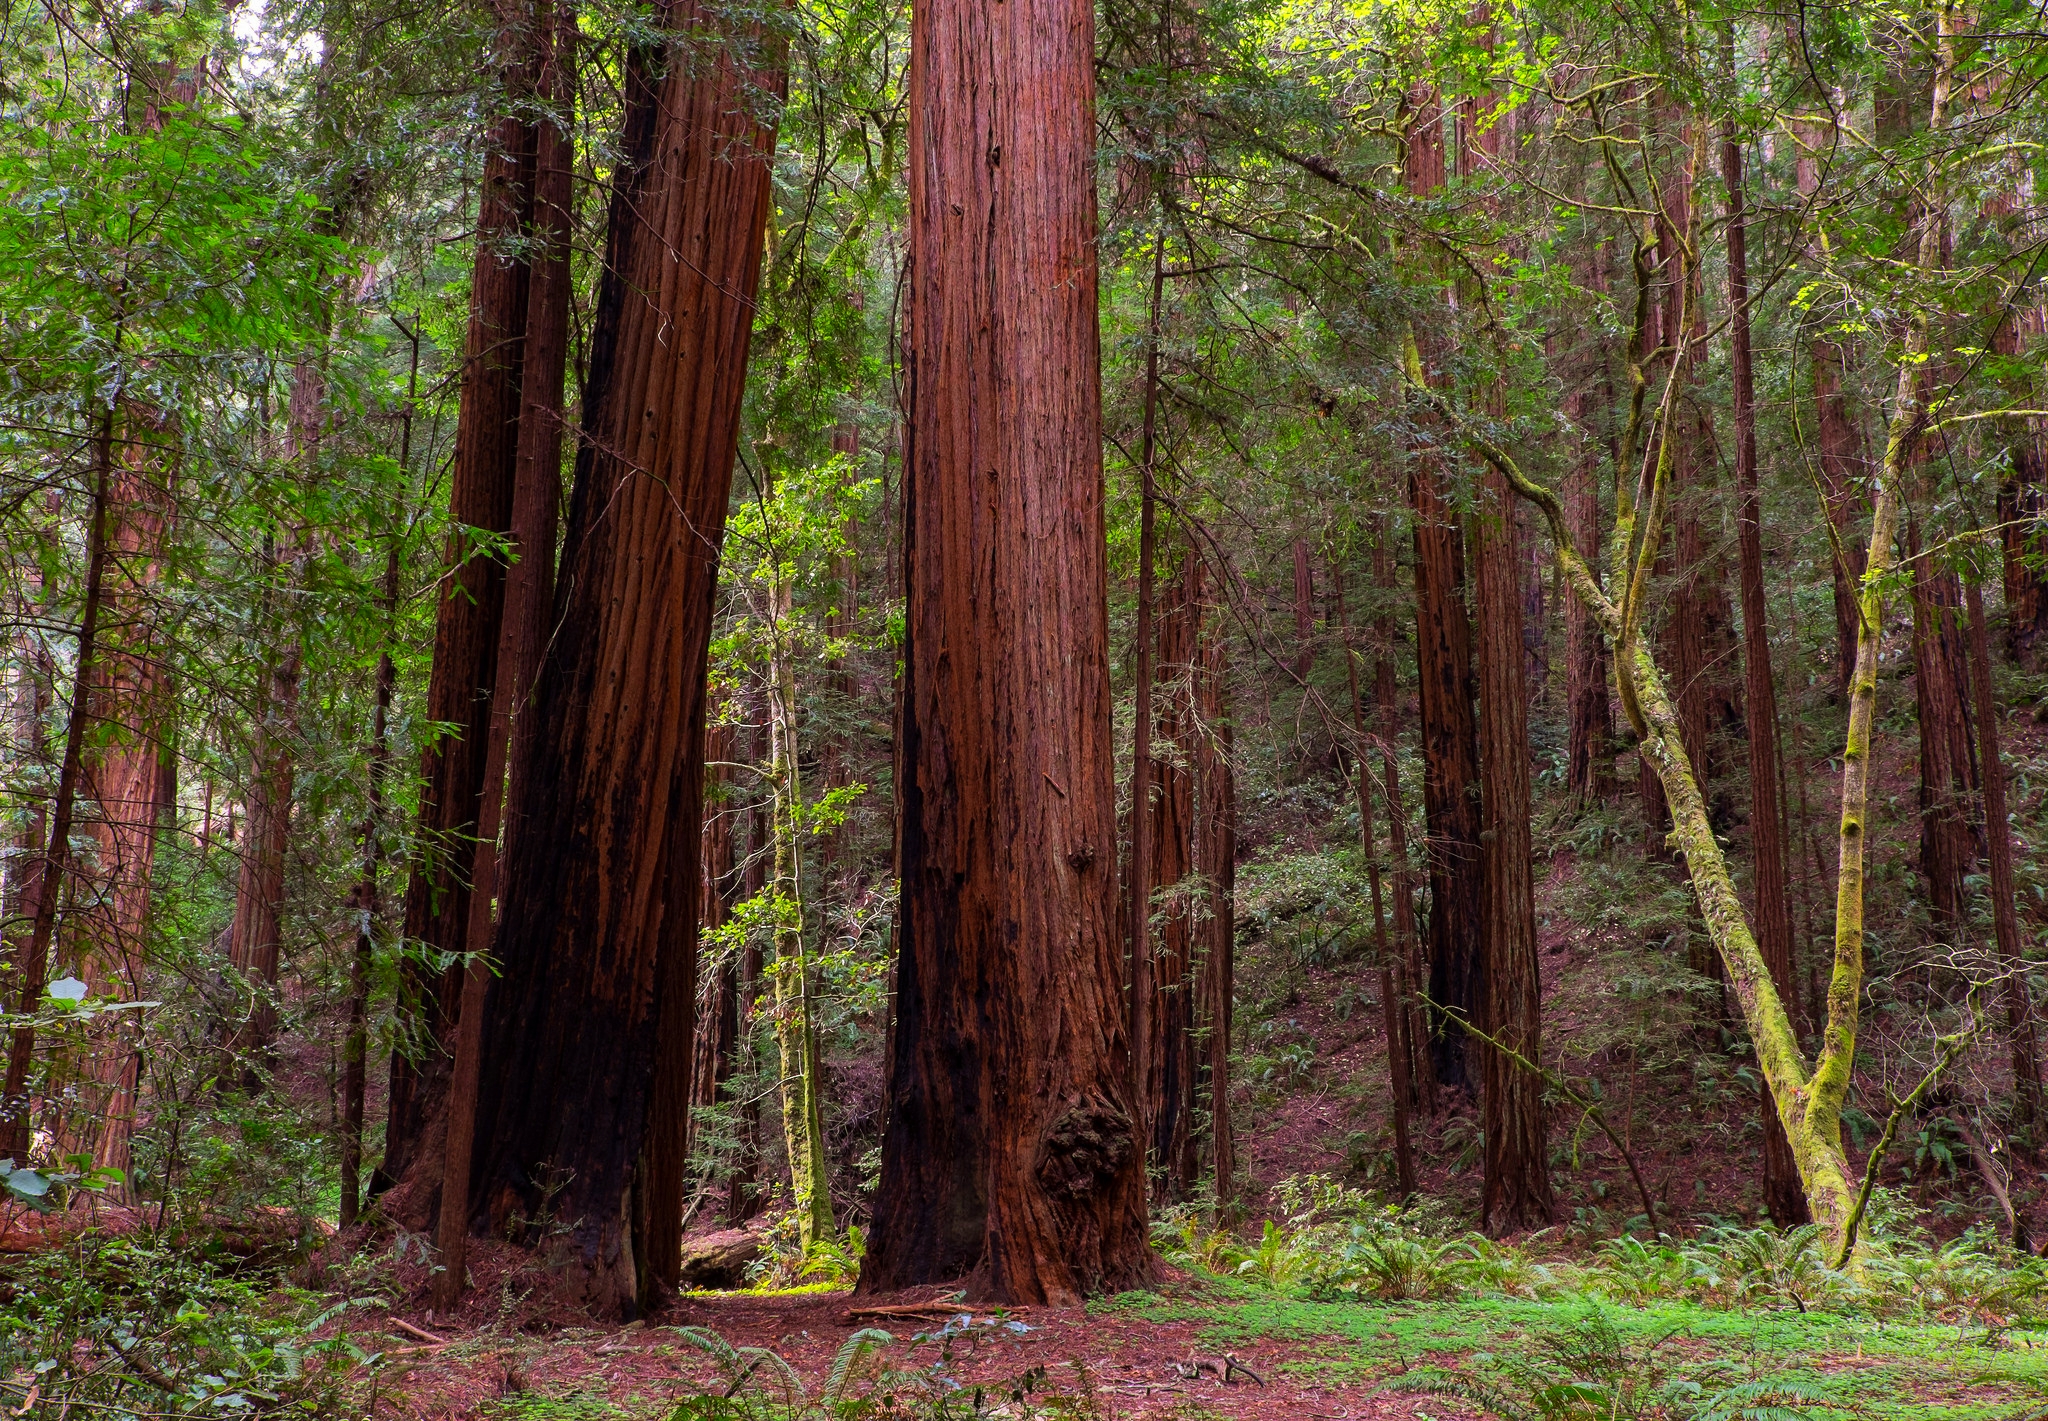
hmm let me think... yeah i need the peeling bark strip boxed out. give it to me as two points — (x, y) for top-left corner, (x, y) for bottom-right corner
(862, 0), (1155, 1304)
(462, 3), (780, 1320)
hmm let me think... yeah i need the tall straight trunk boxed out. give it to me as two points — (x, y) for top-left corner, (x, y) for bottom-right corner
(1, 418), (112, 1161)
(1291, 539), (1316, 678)
(766, 576), (834, 1253)
(1148, 554), (1200, 1198)
(1194, 574), (1235, 1208)
(1907, 516), (1980, 938)
(227, 357), (321, 1068)
(1374, 523), (1432, 1115)
(341, 549), (401, 1229)
(1562, 394), (1611, 805)
(4, 531), (52, 996)
(1965, 578), (2045, 1128)
(862, 0), (1156, 1302)
(1723, 112), (1810, 1226)
(380, 35), (539, 1191)
(726, 739), (770, 1225)
(460, 3), (778, 1317)
(1403, 82), (1485, 1094)
(1992, 308), (2048, 665)
(1475, 474), (1552, 1231)
(689, 719), (740, 1157)
(1128, 233), (1165, 1146)
(1337, 573), (1414, 1197)
(74, 409), (175, 1184)
(433, 12), (574, 1306)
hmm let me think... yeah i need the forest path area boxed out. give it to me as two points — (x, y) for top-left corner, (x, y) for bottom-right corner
(366, 1276), (2048, 1421)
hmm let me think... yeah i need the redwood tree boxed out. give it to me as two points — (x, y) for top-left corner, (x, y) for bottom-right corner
(860, 0), (1155, 1301)
(458, 4), (781, 1318)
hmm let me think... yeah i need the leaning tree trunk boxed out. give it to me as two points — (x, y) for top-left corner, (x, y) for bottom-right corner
(1403, 82), (1485, 1095)
(1475, 472), (1553, 1232)
(860, 0), (1156, 1302)
(380, 31), (538, 1191)
(1723, 109), (1810, 1225)
(461, 3), (780, 1319)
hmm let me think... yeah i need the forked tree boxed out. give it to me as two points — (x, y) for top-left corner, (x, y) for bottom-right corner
(453, 0), (782, 1318)
(860, 0), (1155, 1303)
(1413, 10), (1960, 1254)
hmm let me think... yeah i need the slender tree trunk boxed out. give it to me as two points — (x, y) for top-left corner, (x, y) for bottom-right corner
(1907, 513), (1980, 941)
(432, 11), (573, 1307)
(380, 29), (539, 1191)
(726, 714), (770, 1225)
(689, 719), (739, 1162)
(1966, 579), (2045, 1129)
(1723, 111), (1810, 1227)
(766, 575), (834, 1253)
(1374, 523), (1432, 1116)
(862, 0), (1156, 1301)
(461, 3), (779, 1318)
(1, 417), (113, 1161)
(1338, 574), (1414, 1197)
(1291, 539), (1316, 678)
(341, 550), (401, 1230)
(1475, 471), (1553, 1231)
(1149, 554), (1200, 1198)
(1128, 233), (1164, 1149)
(1194, 572), (1236, 1210)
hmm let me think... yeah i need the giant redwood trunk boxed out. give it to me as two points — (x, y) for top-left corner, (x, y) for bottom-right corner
(1723, 120), (1809, 1226)
(1403, 83), (1485, 1095)
(861, 0), (1155, 1301)
(461, 5), (780, 1318)
(1474, 477), (1551, 1230)
(381, 62), (537, 1189)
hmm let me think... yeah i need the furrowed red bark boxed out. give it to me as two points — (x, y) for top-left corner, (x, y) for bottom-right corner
(434, 5), (574, 1308)
(1966, 578), (2044, 1128)
(380, 32), (538, 1189)
(1, 418), (112, 1161)
(1403, 82), (1484, 1095)
(862, 0), (1156, 1301)
(1723, 108), (1810, 1225)
(463, 3), (779, 1318)
(1475, 473), (1552, 1232)
(1907, 514), (1980, 939)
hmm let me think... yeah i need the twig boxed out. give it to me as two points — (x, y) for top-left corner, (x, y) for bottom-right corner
(1430, 999), (1662, 1234)
(387, 1317), (451, 1347)
(1835, 1014), (1979, 1268)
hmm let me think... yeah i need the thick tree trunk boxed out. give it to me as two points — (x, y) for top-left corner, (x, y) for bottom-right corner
(380, 48), (538, 1190)
(433, 17), (574, 1307)
(1723, 117), (1810, 1226)
(862, 0), (1156, 1302)
(1128, 235), (1164, 1150)
(463, 3), (779, 1319)
(1965, 579), (2046, 1129)
(74, 410), (175, 1185)
(1, 418), (112, 1162)
(1475, 475), (1552, 1231)
(1194, 575), (1236, 1208)
(1403, 84), (1485, 1095)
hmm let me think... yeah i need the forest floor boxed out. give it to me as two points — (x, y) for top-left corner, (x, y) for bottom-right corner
(360, 1271), (2048, 1421)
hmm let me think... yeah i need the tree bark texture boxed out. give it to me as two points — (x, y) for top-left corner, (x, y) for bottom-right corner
(462, 5), (779, 1318)
(1403, 83), (1485, 1096)
(382, 82), (536, 1190)
(1374, 524), (1432, 1115)
(863, 0), (1156, 1302)
(1907, 516), (1980, 939)
(1474, 475), (1552, 1231)
(1723, 118), (1810, 1225)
